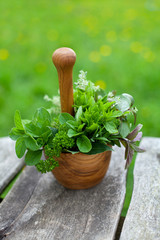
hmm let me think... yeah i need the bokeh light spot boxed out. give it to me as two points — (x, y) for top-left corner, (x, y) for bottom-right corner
(106, 30), (117, 42)
(125, 9), (137, 20)
(130, 42), (143, 53)
(120, 27), (132, 41)
(100, 45), (112, 56)
(0, 49), (9, 60)
(143, 50), (155, 62)
(89, 51), (101, 63)
(95, 80), (106, 89)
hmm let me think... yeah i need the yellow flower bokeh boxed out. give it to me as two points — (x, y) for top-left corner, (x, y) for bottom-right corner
(95, 80), (106, 89)
(89, 51), (101, 63)
(130, 42), (143, 53)
(0, 49), (9, 60)
(100, 45), (112, 56)
(143, 50), (155, 62)
(106, 30), (117, 42)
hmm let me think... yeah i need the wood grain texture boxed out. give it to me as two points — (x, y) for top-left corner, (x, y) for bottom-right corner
(0, 137), (25, 194)
(52, 151), (112, 189)
(120, 137), (160, 240)
(52, 48), (76, 115)
(0, 145), (126, 240)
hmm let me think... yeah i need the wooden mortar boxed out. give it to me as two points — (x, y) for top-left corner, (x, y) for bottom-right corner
(51, 47), (112, 189)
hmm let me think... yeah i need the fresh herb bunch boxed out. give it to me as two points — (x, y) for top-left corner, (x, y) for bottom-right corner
(9, 70), (144, 173)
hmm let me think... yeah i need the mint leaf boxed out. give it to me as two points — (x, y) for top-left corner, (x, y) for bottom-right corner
(25, 150), (42, 166)
(14, 110), (24, 130)
(76, 135), (92, 153)
(87, 142), (112, 155)
(15, 137), (27, 158)
(9, 128), (25, 140)
(59, 113), (75, 124)
(68, 129), (83, 137)
(34, 107), (51, 125)
(66, 120), (78, 129)
(119, 121), (130, 138)
(24, 136), (40, 151)
(104, 121), (118, 134)
(24, 122), (42, 137)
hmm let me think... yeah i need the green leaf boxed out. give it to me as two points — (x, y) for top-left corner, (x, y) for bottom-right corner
(9, 128), (25, 140)
(76, 135), (92, 153)
(14, 110), (24, 130)
(34, 107), (51, 124)
(77, 123), (85, 132)
(24, 136), (40, 151)
(119, 121), (130, 138)
(25, 150), (42, 166)
(104, 121), (118, 134)
(68, 129), (83, 137)
(110, 110), (123, 118)
(15, 137), (27, 158)
(94, 137), (109, 142)
(48, 127), (58, 137)
(24, 122), (42, 137)
(75, 106), (82, 121)
(87, 142), (112, 155)
(115, 95), (132, 112)
(65, 150), (80, 154)
(59, 113), (75, 124)
(66, 120), (78, 129)
(86, 123), (98, 132)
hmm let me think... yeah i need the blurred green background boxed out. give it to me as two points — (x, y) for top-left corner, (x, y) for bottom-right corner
(0, 0), (160, 137)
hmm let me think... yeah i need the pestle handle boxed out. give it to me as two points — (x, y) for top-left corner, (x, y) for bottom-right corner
(52, 47), (76, 116)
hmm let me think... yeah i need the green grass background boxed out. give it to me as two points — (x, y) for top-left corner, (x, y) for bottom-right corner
(0, 0), (160, 212)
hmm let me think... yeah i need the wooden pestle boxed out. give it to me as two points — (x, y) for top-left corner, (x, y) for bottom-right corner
(52, 47), (76, 116)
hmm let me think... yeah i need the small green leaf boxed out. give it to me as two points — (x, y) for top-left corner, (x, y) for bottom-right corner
(66, 120), (78, 129)
(15, 137), (27, 158)
(75, 106), (82, 121)
(86, 123), (98, 132)
(110, 110), (123, 118)
(25, 150), (42, 166)
(119, 121), (130, 138)
(115, 95), (132, 112)
(104, 121), (118, 134)
(65, 150), (80, 154)
(24, 122), (42, 137)
(9, 128), (25, 140)
(77, 123), (85, 132)
(76, 135), (92, 153)
(24, 136), (40, 151)
(59, 113), (75, 124)
(14, 110), (24, 130)
(68, 129), (83, 137)
(87, 142), (112, 155)
(94, 137), (109, 142)
(34, 107), (51, 124)
(48, 127), (58, 137)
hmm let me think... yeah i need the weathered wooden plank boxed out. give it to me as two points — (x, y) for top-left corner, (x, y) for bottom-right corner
(120, 137), (160, 240)
(0, 146), (126, 240)
(0, 167), (41, 238)
(0, 137), (25, 194)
